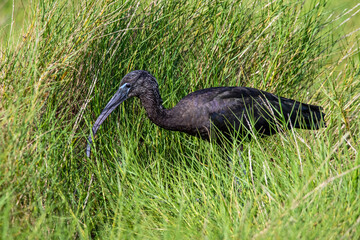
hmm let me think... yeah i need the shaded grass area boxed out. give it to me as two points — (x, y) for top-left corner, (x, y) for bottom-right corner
(1, 0), (359, 239)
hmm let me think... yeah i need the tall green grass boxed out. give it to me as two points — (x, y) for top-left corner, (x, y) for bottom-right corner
(1, 0), (359, 239)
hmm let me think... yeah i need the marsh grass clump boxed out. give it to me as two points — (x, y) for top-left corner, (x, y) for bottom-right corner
(1, 0), (359, 239)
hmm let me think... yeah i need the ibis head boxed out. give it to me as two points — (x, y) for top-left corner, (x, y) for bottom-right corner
(86, 70), (159, 157)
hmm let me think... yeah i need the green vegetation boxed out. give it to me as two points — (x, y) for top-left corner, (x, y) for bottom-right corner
(1, 0), (359, 239)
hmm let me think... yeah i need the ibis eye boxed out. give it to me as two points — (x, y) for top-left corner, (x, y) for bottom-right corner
(121, 83), (131, 89)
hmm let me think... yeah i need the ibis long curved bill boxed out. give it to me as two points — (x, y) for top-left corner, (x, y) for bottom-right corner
(86, 83), (130, 157)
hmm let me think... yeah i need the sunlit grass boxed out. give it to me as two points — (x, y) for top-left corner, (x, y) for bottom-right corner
(1, 0), (359, 239)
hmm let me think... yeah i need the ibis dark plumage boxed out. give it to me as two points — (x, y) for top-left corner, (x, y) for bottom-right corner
(86, 70), (325, 157)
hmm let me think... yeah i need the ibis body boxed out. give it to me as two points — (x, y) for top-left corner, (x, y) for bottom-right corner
(86, 70), (325, 157)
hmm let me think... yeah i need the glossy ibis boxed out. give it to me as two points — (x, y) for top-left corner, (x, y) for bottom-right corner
(86, 70), (325, 157)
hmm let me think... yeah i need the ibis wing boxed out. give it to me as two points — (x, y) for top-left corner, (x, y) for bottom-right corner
(208, 87), (325, 138)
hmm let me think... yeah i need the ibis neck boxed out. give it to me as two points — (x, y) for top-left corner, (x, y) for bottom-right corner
(138, 88), (170, 128)
(138, 88), (194, 134)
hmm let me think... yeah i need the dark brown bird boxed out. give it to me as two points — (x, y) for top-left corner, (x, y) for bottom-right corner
(86, 70), (325, 157)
